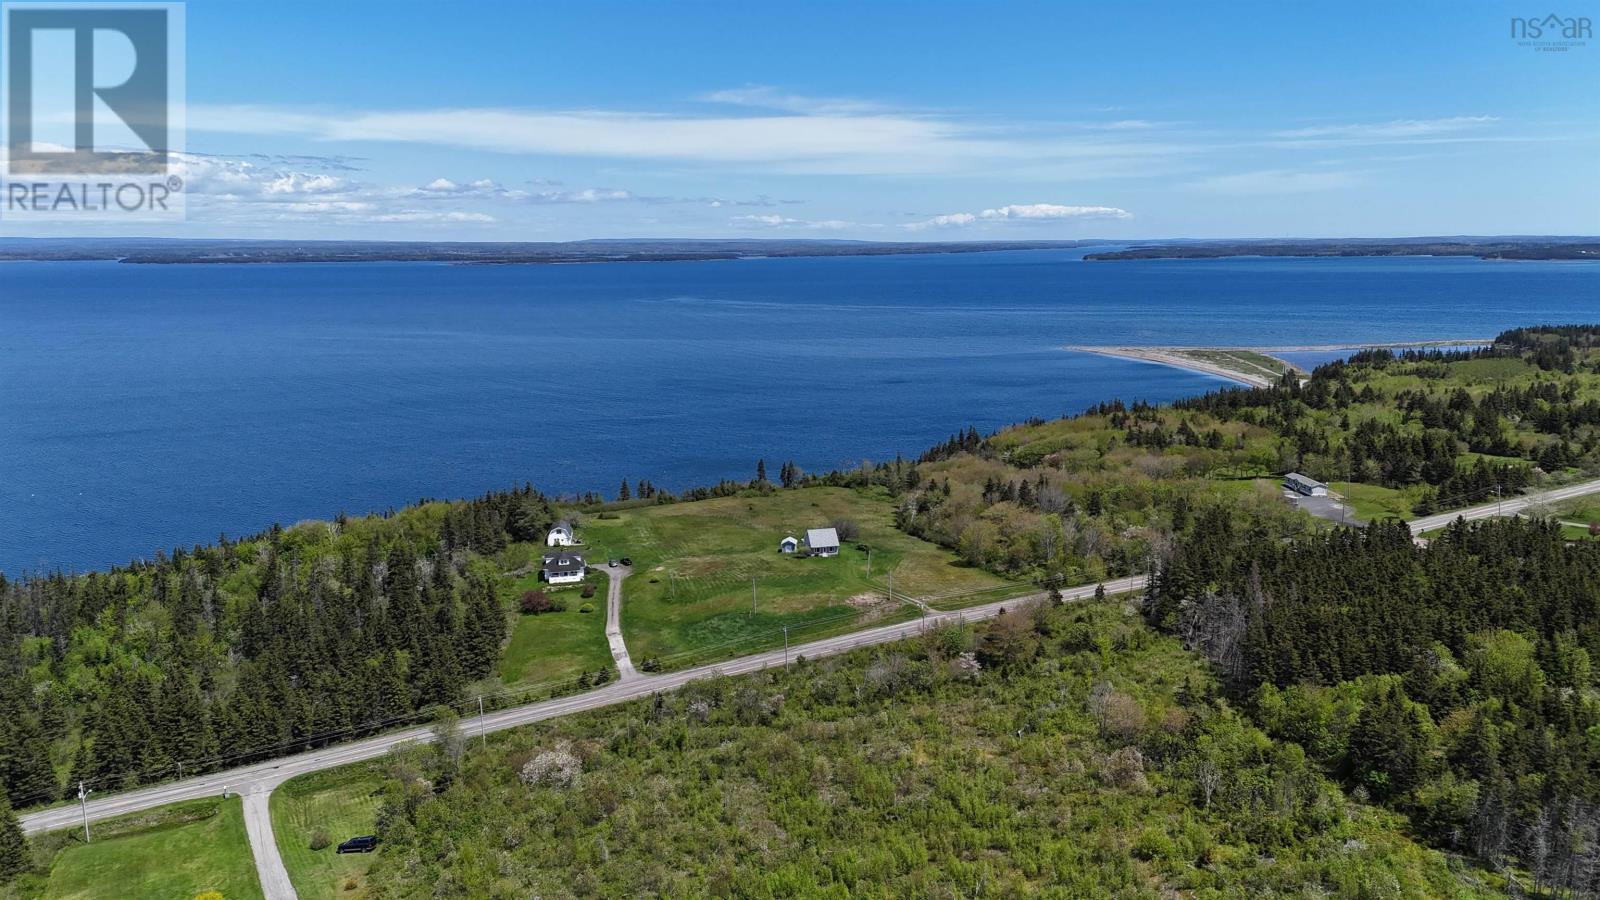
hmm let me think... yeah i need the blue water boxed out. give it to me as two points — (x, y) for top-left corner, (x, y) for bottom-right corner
(2, 250), (1596, 573)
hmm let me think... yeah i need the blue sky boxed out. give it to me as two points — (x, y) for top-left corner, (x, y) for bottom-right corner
(22, 0), (1600, 239)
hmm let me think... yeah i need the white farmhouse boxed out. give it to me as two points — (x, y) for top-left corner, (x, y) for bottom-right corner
(546, 519), (576, 547)
(804, 527), (840, 557)
(541, 551), (586, 584)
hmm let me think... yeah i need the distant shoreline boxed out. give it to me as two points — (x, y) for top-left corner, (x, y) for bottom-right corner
(1067, 340), (1491, 388)
(0, 238), (1099, 266)
(1085, 239), (1599, 262)
(1, 235), (1597, 265)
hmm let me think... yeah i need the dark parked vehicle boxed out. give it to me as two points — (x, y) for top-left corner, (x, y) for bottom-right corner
(337, 835), (379, 854)
(620, 557), (632, 566)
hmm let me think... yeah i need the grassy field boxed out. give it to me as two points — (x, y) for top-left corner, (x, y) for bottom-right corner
(571, 486), (1008, 666)
(1176, 348), (1295, 380)
(1552, 498), (1600, 525)
(271, 766), (386, 899)
(1334, 481), (1417, 522)
(497, 572), (611, 686)
(28, 797), (261, 900)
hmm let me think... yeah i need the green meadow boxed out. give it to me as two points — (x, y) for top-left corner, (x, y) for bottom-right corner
(271, 767), (386, 899)
(26, 798), (260, 900)
(574, 486), (1010, 666)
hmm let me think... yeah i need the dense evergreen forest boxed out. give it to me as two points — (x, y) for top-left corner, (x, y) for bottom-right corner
(0, 488), (560, 809)
(1149, 514), (1600, 895)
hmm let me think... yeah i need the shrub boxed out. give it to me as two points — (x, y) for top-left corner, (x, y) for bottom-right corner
(520, 590), (553, 614)
(194, 893), (224, 900)
(832, 518), (861, 540)
(1131, 826), (1176, 862)
(949, 651), (982, 681)
(309, 829), (332, 851)
(519, 743), (582, 789)
(1089, 683), (1146, 741)
(1100, 746), (1149, 791)
(579, 602), (595, 614)
(639, 657), (663, 672)
(581, 583), (596, 598)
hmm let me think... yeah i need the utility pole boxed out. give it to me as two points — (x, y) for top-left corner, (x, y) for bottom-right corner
(865, 547), (871, 576)
(77, 781), (92, 843)
(1495, 483), (1503, 518)
(751, 577), (757, 616)
(478, 695), (487, 750)
(783, 625), (789, 665)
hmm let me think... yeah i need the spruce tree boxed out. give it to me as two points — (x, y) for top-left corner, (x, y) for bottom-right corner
(0, 788), (28, 883)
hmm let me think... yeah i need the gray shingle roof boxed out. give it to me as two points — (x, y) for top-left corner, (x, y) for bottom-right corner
(805, 527), (840, 549)
(542, 551), (585, 573)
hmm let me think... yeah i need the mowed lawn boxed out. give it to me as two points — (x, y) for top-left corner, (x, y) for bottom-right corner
(576, 486), (1007, 665)
(272, 767), (386, 899)
(497, 572), (612, 686)
(37, 797), (261, 900)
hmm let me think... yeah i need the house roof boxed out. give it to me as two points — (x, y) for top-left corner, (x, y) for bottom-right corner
(1284, 472), (1326, 489)
(780, 535), (798, 545)
(550, 519), (573, 532)
(805, 527), (840, 548)
(542, 551), (585, 572)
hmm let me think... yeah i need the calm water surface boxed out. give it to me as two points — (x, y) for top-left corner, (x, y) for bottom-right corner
(2, 250), (1596, 572)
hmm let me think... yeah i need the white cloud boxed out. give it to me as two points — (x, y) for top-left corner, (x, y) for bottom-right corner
(159, 154), (513, 226)
(190, 104), (985, 172)
(187, 101), (1198, 177)
(698, 85), (887, 116)
(909, 213), (977, 229)
(544, 187), (632, 203)
(1274, 116), (1498, 139)
(979, 203), (1132, 220)
(731, 214), (862, 230)
(370, 211), (496, 223)
(1189, 169), (1362, 194)
(905, 203), (1131, 230)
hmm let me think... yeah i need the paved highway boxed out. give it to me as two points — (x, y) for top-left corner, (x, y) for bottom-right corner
(1407, 477), (1600, 535)
(19, 574), (1147, 837)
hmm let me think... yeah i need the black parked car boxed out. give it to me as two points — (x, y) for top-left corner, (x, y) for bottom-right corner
(337, 835), (379, 854)
(620, 557), (632, 566)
